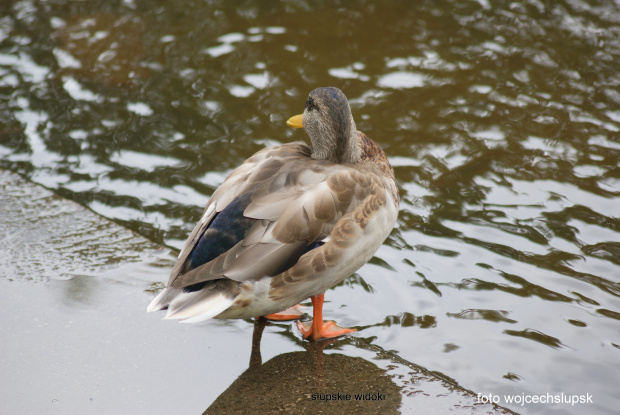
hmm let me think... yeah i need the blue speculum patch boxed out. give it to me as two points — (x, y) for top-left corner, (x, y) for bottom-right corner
(188, 192), (254, 271)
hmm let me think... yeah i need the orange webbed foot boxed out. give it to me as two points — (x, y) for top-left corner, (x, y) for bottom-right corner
(295, 293), (356, 340)
(262, 305), (305, 321)
(296, 319), (357, 341)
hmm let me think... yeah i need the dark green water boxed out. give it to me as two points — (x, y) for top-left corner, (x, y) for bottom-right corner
(1, 0), (620, 413)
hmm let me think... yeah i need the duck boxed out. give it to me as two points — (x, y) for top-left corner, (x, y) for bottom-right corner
(147, 87), (399, 340)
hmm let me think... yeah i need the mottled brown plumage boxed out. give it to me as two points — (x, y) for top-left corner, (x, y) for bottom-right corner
(148, 87), (399, 339)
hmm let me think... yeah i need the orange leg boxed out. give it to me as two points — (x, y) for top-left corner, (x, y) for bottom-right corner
(296, 294), (357, 341)
(263, 305), (304, 321)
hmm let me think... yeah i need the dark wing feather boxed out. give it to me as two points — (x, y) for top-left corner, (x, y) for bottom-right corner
(187, 192), (254, 271)
(168, 142), (324, 290)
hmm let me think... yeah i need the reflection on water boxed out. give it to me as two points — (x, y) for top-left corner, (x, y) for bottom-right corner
(205, 318), (403, 414)
(1, 0), (620, 413)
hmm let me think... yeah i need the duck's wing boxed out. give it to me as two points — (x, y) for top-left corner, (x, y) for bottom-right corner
(164, 144), (302, 287)
(169, 155), (361, 291)
(148, 142), (357, 318)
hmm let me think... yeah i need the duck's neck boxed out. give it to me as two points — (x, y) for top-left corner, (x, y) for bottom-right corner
(310, 118), (361, 164)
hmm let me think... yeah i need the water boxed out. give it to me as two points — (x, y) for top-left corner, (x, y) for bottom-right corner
(1, 0), (620, 413)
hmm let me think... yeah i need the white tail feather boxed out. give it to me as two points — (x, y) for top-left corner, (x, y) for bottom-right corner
(178, 295), (234, 323)
(163, 288), (235, 323)
(146, 288), (171, 313)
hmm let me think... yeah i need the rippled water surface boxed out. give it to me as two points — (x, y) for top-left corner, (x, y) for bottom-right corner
(2, 0), (620, 413)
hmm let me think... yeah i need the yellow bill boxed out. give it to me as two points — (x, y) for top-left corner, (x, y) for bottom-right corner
(286, 114), (304, 128)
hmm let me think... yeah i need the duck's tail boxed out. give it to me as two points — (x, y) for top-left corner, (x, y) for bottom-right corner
(147, 280), (237, 323)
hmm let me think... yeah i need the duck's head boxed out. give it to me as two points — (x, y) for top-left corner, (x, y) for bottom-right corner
(287, 87), (361, 164)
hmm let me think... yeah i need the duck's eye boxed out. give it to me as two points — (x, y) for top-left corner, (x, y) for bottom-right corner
(305, 97), (318, 112)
